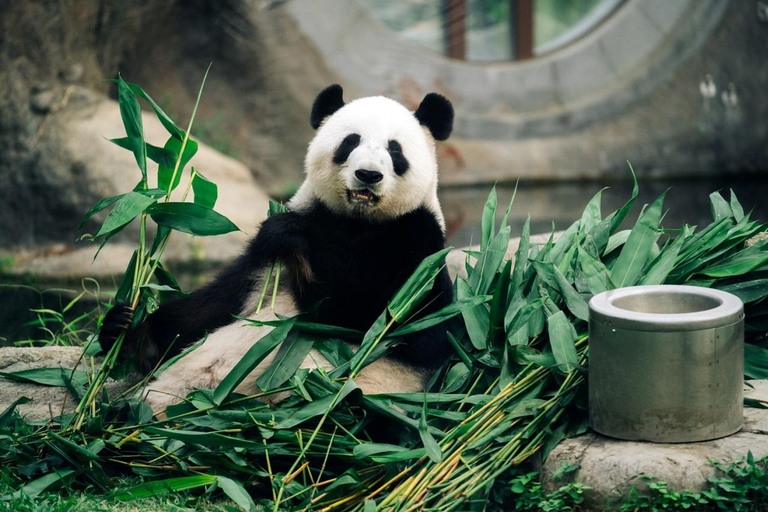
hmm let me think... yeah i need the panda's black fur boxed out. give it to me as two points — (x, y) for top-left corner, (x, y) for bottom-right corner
(101, 84), (455, 409)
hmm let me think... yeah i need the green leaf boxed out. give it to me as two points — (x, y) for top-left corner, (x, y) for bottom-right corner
(213, 318), (295, 404)
(481, 185), (497, 252)
(611, 191), (667, 288)
(95, 191), (156, 238)
(577, 245), (610, 294)
(192, 169), (218, 209)
(0, 368), (89, 387)
(579, 188), (605, 234)
(147, 202), (239, 237)
(531, 260), (588, 321)
(144, 427), (263, 448)
(216, 476), (256, 511)
(120, 82), (185, 140)
(79, 193), (124, 230)
(638, 232), (687, 286)
(256, 330), (314, 391)
(113, 475), (217, 500)
(709, 191), (733, 223)
(389, 295), (490, 336)
(117, 75), (147, 181)
(387, 247), (451, 320)
(745, 344), (768, 379)
(348, 310), (388, 374)
(21, 469), (76, 498)
(590, 163), (638, 253)
(510, 216), (531, 290)
(275, 378), (360, 429)
(701, 241), (768, 278)
(158, 136), (199, 192)
(547, 310), (579, 373)
(488, 260), (512, 346)
(457, 278), (490, 350)
(718, 279), (768, 303)
(109, 137), (176, 168)
(419, 400), (442, 463)
(470, 226), (510, 295)
(730, 189), (745, 222)
(0, 396), (31, 427)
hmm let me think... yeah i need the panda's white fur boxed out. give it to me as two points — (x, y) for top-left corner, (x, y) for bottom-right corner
(104, 86), (454, 416)
(290, 96), (445, 230)
(143, 278), (426, 413)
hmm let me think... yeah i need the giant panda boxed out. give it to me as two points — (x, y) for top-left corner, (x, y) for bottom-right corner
(101, 84), (455, 414)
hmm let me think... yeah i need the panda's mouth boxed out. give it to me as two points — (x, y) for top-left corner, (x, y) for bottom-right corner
(347, 188), (380, 205)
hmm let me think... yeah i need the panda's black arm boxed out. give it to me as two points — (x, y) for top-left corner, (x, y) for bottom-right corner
(389, 208), (456, 370)
(101, 212), (309, 371)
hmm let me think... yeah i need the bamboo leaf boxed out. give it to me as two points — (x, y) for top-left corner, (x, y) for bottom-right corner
(0, 396), (31, 427)
(701, 241), (768, 278)
(590, 163), (638, 252)
(276, 379), (360, 429)
(611, 191), (667, 288)
(120, 82), (185, 140)
(79, 193), (124, 230)
(579, 188), (605, 234)
(488, 260), (512, 345)
(745, 344), (768, 379)
(113, 475), (217, 500)
(256, 330), (314, 391)
(470, 226), (510, 295)
(213, 318), (295, 404)
(192, 169), (218, 209)
(117, 75), (147, 181)
(0, 368), (89, 387)
(639, 231), (687, 286)
(147, 202), (239, 237)
(419, 401), (443, 463)
(95, 191), (156, 238)
(577, 245), (610, 294)
(158, 136), (199, 192)
(144, 427), (263, 448)
(547, 310), (578, 372)
(730, 189), (745, 222)
(710, 191), (733, 223)
(348, 310), (388, 374)
(109, 137), (176, 168)
(718, 279), (768, 303)
(21, 469), (77, 498)
(389, 295), (490, 336)
(387, 248), (451, 320)
(481, 186), (497, 252)
(457, 278), (490, 350)
(216, 476), (256, 511)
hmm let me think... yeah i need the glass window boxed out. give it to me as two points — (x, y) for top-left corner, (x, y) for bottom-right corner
(466, 0), (513, 61)
(358, 0), (622, 61)
(358, 0), (446, 55)
(534, 0), (622, 55)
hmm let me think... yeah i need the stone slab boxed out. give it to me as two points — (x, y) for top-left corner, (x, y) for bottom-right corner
(540, 380), (768, 509)
(0, 347), (139, 421)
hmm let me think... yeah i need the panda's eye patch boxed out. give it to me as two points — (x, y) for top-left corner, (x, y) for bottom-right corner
(388, 140), (409, 176)
(333, 133), (361, 165)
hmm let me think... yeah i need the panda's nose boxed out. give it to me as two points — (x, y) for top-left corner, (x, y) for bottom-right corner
(355, 169), (383, 184)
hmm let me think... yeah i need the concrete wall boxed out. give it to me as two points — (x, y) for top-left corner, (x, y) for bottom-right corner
(286, 0), (768, 184)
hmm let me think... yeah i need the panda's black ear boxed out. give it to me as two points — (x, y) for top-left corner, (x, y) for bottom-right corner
(414, 93), (453, 141)
(311, 84), (345, 129)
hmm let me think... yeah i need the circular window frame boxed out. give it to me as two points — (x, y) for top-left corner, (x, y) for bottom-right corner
(286, 0), (728, 139)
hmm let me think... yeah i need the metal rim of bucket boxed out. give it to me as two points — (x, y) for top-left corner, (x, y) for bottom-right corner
(589, 285), (744, 332)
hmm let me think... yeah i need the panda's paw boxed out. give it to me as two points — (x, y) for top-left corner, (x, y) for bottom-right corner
(99, 302), (135, 351)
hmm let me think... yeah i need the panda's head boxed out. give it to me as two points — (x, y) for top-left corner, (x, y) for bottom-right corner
(289, 85), (453, 229)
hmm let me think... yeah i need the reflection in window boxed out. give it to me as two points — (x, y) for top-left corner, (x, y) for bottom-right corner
(358, 0), (446, 55)
(466, 0), (512, 61)
(358, 0), (623, 61)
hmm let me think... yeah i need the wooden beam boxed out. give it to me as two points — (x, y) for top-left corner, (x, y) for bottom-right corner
(445, 0), (466, 60)
(513, 0), (534, 60)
